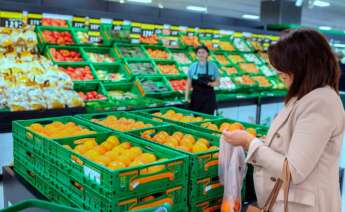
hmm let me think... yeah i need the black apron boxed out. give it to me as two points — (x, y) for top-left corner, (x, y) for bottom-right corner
(190, 62), (217, 115)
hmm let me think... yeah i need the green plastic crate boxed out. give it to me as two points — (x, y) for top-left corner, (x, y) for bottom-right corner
(132, 107), (217, 124)
(103, 81), (150, 110)
(91, 63), (132, 83)
(82, 46), (119, 64)
(136, 76), (174, 97)
(73, 81), (109, 103)
(189, 195), (222, 212)
(36, 26), (77, 51)
(232, 74), (259, 91)
(47, 132), (189, 197)
(76, 111), (168, 133)
(169, 49), (193, 66)
(114, 43), (149, 60)
(56, 63), (98, 82)
(13, 147), (180, 212)
(144, 45), (171, 61)
(242, 53), (264, 65)
(211, 52), (230, 66)
(220, 65), (242, 77)
(188, 118), (268, 137)
(237, 63), (263, 76)
(124, 60), (160, 76)
(12, 116), (108, 153)
(189, 175), (224, 203)
(231, 37), (254, 52)
(154, 60), (186, 77)
(45, 45), (86, 64)
(227, 53), (246, 65)
(129, 125), (220, 178)
(250, 75), (274, 91)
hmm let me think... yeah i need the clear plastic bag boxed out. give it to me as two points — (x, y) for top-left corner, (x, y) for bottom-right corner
(218, 135), (247, 212)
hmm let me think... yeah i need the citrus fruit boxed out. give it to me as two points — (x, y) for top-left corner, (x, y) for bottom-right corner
(192, 143), (208, 153)
(107, 161), (126, 170)
(196, 138), (210, 147)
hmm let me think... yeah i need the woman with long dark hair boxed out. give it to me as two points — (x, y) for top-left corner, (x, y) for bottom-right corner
(224, 28), (345, 211)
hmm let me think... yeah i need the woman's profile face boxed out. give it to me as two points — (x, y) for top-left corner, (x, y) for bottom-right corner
(197, 49), (208, 61)
(277, 70), (293, 88)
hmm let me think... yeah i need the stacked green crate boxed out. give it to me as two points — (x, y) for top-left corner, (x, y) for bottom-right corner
(114, 43), (149, 60)
(128, 124), (222, 206)
(136, 76), (174, 98)
(12, 116), (189, 211)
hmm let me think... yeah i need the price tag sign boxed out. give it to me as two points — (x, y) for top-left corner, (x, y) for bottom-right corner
(27, 13), (42, 26)
(72, 17), (86, 28)
(141, 23), (155, 37)
(113, 20), (123, 31)
(0, 11), (23, 28)
(131, 22), (142, 35)
(89, 18), (101, 31)
(88, 31), (101, 43)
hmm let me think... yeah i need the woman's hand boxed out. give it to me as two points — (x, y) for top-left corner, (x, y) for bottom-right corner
(222, 130), (255, 150)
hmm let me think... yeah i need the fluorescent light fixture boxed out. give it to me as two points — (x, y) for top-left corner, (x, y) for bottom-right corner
(319, 26), (332, 30)
(119, 0), (125, 3)
(186, 5), (207, 12)
(127, 0), (152, 3)
(334, 43), (345, 48)
(158, 3), (164, 8)
(313, 0), (330, 7)
(295, 0), (304, 7)
(242, 14), (259, 20)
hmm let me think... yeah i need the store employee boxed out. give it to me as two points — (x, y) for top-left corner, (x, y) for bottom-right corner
(185, 45), (220, 115)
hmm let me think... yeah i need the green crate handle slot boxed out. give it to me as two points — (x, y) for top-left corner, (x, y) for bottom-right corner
(130, 171), (174, 191)
(130, 198), (173, 211)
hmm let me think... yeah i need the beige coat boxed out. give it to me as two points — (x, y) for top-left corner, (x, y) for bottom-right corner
(246, 86), (345, 212)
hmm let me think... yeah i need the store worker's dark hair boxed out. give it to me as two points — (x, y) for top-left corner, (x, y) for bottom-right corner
(195, 45), (210, 54)
(268, 28), (340, 103)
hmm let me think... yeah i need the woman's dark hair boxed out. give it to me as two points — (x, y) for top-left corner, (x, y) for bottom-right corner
(195, 45), (210, 54)
(268, 28), (340, 103)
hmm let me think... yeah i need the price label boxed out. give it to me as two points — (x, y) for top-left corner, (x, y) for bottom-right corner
(89, 23), (100, 31)
(187, 32), (194, 37)
(142, 30), (154, 37)
(2, 19), (23, 28)
(213, 34), (220, 39)
(113, 25), (122, 31)
(170, 40), (178, 46)
(89, 36), (100, 43)
(131, 26), (141, 34)
(83, 165), (101, 185)
(155, 29), (162, 34)
(28, 19), (41, 26)
(73, 22), (85, 28)
(206, 33), (212, 37)
(171, 30), (178, 36)
(213, 43), (219, 49)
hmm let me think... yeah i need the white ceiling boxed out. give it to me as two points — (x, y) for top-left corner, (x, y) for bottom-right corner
(110, 0), (345, 31)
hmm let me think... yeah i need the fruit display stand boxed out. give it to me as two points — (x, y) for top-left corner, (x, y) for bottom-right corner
(73, 81), (108, 102)
(12, 116), (190, 212)
(144, 45), (171, 61)
(57, 63), (98, 82)
(169, 48), (194, 66)
(76, 111), (168, 133)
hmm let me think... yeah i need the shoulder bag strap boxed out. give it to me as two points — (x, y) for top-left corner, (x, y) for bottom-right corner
(262, 159), (291, 212)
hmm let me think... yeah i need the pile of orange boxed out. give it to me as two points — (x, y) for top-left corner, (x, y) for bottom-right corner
(64, 135), (165, 172)
(92, 115), (153, 132)
(201, 122), (257, 137)
(219, 41), (235, 51)
(141, 130), (218, 153)
(152, 110), (204, 123)
(181, 36), (200, 47)
(146, 48), (169, 59)
(28, 121), (95, 138)
(251, 76), (272, 87)
(214, 54), (229, 65)
(157, 64), (179, 75)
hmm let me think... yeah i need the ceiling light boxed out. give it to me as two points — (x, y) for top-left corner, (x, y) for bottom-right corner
(313, 0), (330, 7)
(119, 0), (125, 3)
(127, 0), (152, 3)
(158, 3), (164, 8)
(295, 0), (304, 7)
(242, 14), (259, 20)
(186, 5), (207, 12)
(319, 26), (332, 30)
